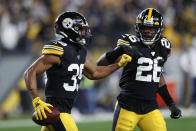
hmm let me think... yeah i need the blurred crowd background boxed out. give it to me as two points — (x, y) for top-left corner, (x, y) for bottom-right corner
(0, 0), (196, 118)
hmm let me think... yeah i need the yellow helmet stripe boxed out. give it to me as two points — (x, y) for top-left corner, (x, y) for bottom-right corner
(147, 8), (153, 21)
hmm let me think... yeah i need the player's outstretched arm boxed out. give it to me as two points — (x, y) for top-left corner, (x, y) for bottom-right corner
(84, 54), (132, 80)
(24, 55), (60, 120)
(158, 75), (182, 119)
(97, 45), (142, 66)
(97, 45), (132, 66)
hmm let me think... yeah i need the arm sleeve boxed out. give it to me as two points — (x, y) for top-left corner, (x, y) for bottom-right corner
(158, 84), (174, 107)
(105, 35), (131, 63)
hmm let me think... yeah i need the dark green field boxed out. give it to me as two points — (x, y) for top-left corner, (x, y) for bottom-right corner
(0, 117), (196, 131)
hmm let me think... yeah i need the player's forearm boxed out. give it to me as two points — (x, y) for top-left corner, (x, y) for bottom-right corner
(86, 64), (119, 80)
(24, 67), (39, 99)
(158, 75), (174, 106)
(158, 84), (174, 107)
(158, 84), (182, 119)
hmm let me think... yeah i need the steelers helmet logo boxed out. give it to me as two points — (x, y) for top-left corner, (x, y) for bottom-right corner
(62, 18), (73, 29)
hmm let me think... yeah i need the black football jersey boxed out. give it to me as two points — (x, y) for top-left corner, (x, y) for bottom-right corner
(42, 40), (87, 112)
(116, 34), (171, 108)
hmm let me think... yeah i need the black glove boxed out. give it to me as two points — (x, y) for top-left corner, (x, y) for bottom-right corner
(169, 103), (182, 119)
(121, 45), (143, 58)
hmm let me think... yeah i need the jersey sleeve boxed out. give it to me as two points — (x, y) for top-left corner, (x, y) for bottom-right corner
(42, 41), (64, 56)
(116, 35), (130, 46)
(116, 34), (138, 47)
(160, 37), (171, 62)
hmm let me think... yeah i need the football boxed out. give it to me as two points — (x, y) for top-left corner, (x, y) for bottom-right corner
(32, 106), (60, 126)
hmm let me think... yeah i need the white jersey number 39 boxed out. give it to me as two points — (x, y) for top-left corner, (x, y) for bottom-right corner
(63, 64), (84, 91)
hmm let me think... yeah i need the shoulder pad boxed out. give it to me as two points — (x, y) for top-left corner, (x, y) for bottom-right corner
(116, 34), (139, 47)
(159, 37), (172, 61)
(42, 41), (66, 56)
(160, 37), (171, 50)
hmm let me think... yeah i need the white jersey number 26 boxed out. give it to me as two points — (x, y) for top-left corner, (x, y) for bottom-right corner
(136, 57), (162, 82)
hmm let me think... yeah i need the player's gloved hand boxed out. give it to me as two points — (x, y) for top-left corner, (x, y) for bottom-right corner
(121, 45), (143, 58)
(169, 103), (182, 119)
(118, 54), (132, 67)
(32, 97), (53, 120)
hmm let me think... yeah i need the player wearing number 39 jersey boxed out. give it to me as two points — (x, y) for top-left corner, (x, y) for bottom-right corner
(97, 8), (181, 131)
(24, 11), (132, 131)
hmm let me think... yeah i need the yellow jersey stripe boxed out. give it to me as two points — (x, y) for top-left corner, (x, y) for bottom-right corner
(44, 45), (63, 50)
(117, 43), (123, 46)
(43, 46), (64, 52)
(42, 49), (63, 56)
(147, 8), (153, 21)
(118, 39), (129, 44)
(117, 43), (129, 46)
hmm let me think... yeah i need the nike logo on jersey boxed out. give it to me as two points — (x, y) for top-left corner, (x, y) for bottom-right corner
(151, 52), (155, 56)
(77, 55), (80, 60)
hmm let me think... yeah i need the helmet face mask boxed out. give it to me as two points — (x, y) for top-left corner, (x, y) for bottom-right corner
(55, 12), (91, 46)
(135, 8), (164, 46)
(77, 26), (91, 39)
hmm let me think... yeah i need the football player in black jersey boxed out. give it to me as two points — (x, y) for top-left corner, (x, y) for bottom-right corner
(97, 8), (182, 131)
(24, 11), (132, 131)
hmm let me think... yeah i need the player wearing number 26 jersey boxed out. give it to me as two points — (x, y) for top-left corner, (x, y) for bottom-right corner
(117, 35), (171, 108)
(24, 11), (132, 131)
(97, 8), (181, 131)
